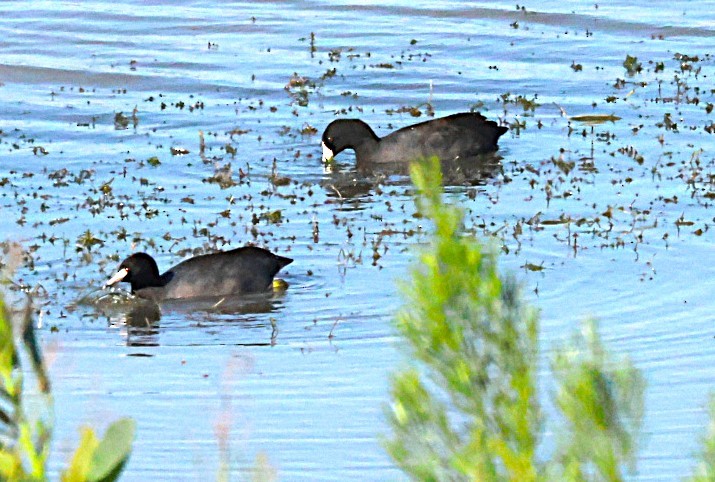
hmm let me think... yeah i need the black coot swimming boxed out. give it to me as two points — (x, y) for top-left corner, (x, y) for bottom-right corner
(106, 246), (293, 302)
(321, 112), (507, 167)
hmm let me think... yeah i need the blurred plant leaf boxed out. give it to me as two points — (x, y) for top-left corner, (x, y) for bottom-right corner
(549, 320), (644, 480)
(21, 302), (50, 394)
(252, 452), (278, 482)
(0, 297), (19, 443)
(62, 427), (100, 482)
(689, 395), (715, 482)
(87, 418), (136, 482)
(0, 449), (23, 479)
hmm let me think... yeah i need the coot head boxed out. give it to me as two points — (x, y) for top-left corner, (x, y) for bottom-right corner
(106, 253), (164, 293)
(321, 119), (378, 163)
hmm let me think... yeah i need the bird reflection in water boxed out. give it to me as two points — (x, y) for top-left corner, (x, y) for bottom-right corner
(322, 153), (504, 205)
(123, 300), (161, 348)
(117, 292), (287, 348)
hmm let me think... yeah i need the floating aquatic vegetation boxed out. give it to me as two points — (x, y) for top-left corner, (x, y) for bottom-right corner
(204, 163), (239, 189)
(170, 147), (190, 156)
(570, 114), (622, 124)
(284, 73), (317, 107)
(500, 93), (540, 113)
(623, 54), (642, 75)
(386, 105), (423, 117)
(114, 112), (130, 130)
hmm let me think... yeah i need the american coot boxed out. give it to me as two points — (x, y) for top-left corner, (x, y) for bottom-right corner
(106, 246), (293, 302)
(321, 112), (508, 167)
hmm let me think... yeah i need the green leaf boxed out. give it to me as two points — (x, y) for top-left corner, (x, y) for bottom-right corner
(689, 395), (715, 481)
(62, 427), (100, 482)
(86, 418), (136, 482)
(0, 449), (23, 480)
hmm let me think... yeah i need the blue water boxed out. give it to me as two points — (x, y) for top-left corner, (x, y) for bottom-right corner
(1, 1), (715, 479)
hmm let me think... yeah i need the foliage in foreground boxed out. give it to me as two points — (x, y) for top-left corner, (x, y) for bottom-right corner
(384, 157), (715, 480)
(386, 158), (541, 479)
(0, 244), (135, 482)
(691, 396), (715, 482)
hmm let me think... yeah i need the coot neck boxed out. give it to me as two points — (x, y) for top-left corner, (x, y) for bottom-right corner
(352, 124), (380, 165)
(131, 271), (171, 292)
